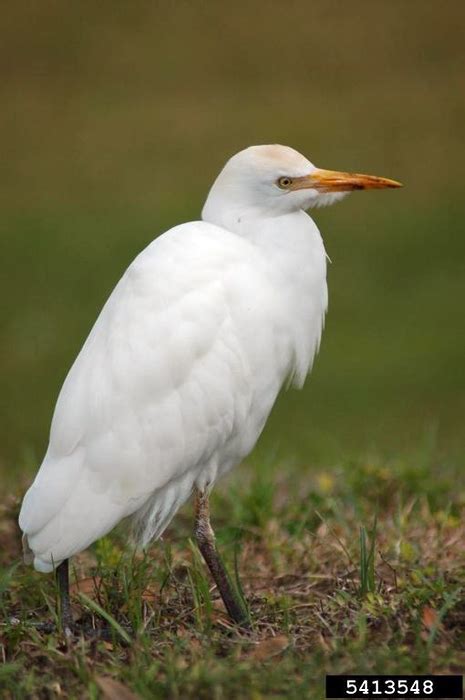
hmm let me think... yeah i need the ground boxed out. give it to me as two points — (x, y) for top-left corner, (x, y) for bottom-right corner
(1, 447), (465, 699)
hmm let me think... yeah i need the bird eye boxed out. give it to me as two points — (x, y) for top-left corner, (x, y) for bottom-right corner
(277, 176), (293, 189)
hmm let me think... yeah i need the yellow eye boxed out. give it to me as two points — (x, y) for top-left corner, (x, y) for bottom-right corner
(277, 176), (293, 189)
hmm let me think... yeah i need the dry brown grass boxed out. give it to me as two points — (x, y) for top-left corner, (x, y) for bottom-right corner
(2, 461), (465, 697)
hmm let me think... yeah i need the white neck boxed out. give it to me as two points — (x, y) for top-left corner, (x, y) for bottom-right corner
(203, 197), (274, 236)
(203, 186), (328, 391)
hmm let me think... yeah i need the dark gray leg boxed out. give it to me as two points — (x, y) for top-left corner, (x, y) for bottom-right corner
(194, 488), (249, 627)
(56, 559), (73, 637)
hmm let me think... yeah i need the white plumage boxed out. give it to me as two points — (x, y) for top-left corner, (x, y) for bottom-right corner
(19, 144), (400, 573)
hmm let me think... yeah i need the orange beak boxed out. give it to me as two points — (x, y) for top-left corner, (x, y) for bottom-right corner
(292, 168), (403, 192)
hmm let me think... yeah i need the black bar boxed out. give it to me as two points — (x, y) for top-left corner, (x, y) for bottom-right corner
(326, 675), (463, 699)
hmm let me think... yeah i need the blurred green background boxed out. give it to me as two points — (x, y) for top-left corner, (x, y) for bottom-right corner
(1, 1), (464, 485)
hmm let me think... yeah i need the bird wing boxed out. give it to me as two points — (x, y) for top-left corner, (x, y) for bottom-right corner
(19, 221), (281, 570)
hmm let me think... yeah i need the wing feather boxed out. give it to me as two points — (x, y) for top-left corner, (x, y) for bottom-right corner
(19, 221), (264, 570)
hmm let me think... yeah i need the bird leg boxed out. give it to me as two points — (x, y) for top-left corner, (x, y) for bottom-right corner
(56, 559), (73, 637)
(31, 560), (130, 640)
(193, 488), (249, 628)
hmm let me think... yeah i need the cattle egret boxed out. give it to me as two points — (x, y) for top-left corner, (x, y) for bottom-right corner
(19, 145), (401, 632)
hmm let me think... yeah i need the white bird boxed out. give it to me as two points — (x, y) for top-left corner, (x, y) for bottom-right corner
(19, 145), (400, 630)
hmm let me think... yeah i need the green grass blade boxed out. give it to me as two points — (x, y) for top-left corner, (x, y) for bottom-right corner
(359, 515), (377, 596)
(78, 592), (132, 644)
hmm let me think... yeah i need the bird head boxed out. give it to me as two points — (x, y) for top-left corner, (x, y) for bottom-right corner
(202, 144), (401, 227)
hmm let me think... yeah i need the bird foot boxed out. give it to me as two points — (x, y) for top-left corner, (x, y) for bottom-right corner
(18, 618), (133, 642)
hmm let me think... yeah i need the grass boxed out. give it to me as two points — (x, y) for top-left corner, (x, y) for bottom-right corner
(2, 447), (465, 699)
